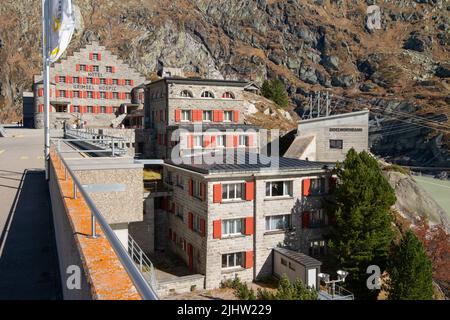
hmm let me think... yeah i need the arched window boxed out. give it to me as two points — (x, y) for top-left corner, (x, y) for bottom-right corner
(180, 90), (193, 98)
(201, 91), (215, 98)
(222, 91), (235, 99)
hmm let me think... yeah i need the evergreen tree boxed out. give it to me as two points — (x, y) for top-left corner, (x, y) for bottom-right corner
(387, 230), (434, 300)
(261, 78), (289, 108)
(327, 149), (396, 299)
(256, 275), (318, 300)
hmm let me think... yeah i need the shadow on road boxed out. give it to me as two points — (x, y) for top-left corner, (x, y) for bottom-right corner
(0, 169), (62, 299)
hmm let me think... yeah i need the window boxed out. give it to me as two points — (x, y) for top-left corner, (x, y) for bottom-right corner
(310, 209), (326, 228)
(92, 53), (100, 60)
(86, 106), (93, 113)
(222, 219), (244, 237)
(125, 93), (131, 100)
(73, 106), (80, 113)
(73, 77), (80, 84)
(201, 91), (214, 98)
(113, 107), (119, 113)
(203, 110), (212, 121)
(224, 111), (233, 122)
(222, 252), (243, 269)
(58, 90), (66, 98)
(222, 183), (244, 201)
(100, 78), (106, 85)
(100, 106), (106, 113)
(329, 139), (343, 149)
(92, 65), (99, 72)
(181, 110), (192, 122)
(176, 175), (184, 189)
(112, 79), (119, 85)
(265, 214), (291, 231)
(193, 180), (202, 199)
(87, 91), (93, 99)
(265, 181), (292, 197)
(106, 66), (113, 73)
(193, 214), (201, 233)
(59, 76), (66, 83)
(222, 91), (235, 99)
(193, 136), (202, 148)
(216, 135), (226, 147)
(100, 92), (106, 99)
(73, 91), (80, 98)
(112, 92), (119, 99)
(238, 135), (248, 146)
(310, 178), (326, 195)
(87, 78), (93, 84)
(281, 258), (287, 266)
(309, 240), (326, 256)
(180, 90), (193, 98)
(176, 204), (183, 220)
(79, 64), (87, 71)
(288, 262), (296, 271)
(125, 79), (132, 85)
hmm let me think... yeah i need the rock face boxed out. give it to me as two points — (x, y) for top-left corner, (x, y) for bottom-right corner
(384, 170), (450, 231)
(0, 0), (449, 164)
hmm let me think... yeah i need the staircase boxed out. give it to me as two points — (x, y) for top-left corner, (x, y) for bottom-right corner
(111, 114), (127, 128)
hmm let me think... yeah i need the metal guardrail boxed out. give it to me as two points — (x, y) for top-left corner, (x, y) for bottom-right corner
(128, 234), (158, 289)
(64, 129), (127, 156)
(51, 144), (158, 300)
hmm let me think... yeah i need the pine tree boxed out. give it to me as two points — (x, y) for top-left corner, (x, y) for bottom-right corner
(261, 78), (289, 108)
(387, 230), (434, 300)
(327, 149), (396, 299)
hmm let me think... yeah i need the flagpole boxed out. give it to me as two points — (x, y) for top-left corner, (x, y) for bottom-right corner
(42, 0), (50, 180)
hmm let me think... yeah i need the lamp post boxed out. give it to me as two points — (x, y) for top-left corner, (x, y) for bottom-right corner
(318, 270), (349, 298)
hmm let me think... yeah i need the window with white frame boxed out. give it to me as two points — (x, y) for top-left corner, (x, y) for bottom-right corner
(181, 110), (191, 122)
(265, 181), (292, 197)
(309, 240), (326, 256)
(193, 180), (202, 199)
(222, 252), (244, 269)
(100, 92), (106, 99)
(100, 78), (106, 85)
(112, 79), (118, 85)
(193, 214), (201, 233)
(310, 209), (326, 228)
(176, 174), (184, 189)
(193, 136), (202, 148)
(87, 78), (93, 84)
(310, 178), (326, 195)
(106, 66), (113, 73)
(87, 91), (94, 99)
(58, 90), (66, 98)
(59, 76), (66, 83)
(79, 64), (87, 71)
(201, 91), (214, 98)
(73, 106), (80, 113)
(86, 106), (93, 113)
(176, 204), (183, 220)
(100, 106), (106, 113)
(125, 79), (132, 85)
(203, 110), (212, 121)
(216, 135), (226, 147)
(73, 91), (80, 98)
(112, 92), (119, 99)
(265, 214), (291, 231)
(222, 219), (244, 237)
(92, 53), (100, 60)
(238, 135), (248, 146)
(73, 77), (80, 84)
(222, 91), (235, 99)
(180, 90), (193, 98)
(92, 65), (99, 72)
(224, 111), (233, 122)
(222, 183), (244, 201)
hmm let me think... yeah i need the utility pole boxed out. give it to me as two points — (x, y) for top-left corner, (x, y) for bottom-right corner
(42, 0), (50, 180)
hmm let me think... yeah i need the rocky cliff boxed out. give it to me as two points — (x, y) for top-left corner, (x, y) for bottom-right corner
(1, 0), (449, 164)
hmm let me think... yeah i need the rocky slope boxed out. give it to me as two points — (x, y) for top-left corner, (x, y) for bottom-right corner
(1, 0), (449, 164)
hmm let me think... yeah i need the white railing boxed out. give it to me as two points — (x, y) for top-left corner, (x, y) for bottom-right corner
(128, 234), (158, 290)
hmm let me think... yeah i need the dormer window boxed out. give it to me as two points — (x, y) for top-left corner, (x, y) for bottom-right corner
(222, 91), (235, 99)
(201, 91), (214, 98)
(180, 90), (193, 98)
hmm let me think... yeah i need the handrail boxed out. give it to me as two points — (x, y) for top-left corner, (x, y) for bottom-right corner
(52, 144), (158, 300)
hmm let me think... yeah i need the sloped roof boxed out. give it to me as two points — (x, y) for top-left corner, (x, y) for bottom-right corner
(274, 247), (322, 267)
(283, 135), (315, 159)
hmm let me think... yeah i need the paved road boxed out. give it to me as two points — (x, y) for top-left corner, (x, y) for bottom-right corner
(0, 126), (62, 299)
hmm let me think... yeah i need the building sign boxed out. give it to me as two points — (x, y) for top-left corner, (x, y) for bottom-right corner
(329, 128), (363, 132)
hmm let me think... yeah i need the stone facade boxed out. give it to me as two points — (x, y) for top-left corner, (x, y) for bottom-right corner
(29, 41), (146, 129)
(142, 78), (261, 159)
(161, 163), (333, 290)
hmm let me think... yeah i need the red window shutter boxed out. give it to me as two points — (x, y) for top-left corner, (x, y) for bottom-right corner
(245, 251), (253, 269)
(55, 76), (59, 83)
(213, 110), (219, 122)
(226, 135), (233, 148)
(70, 106), (74, 113)
(38, 104), (44, 113)
(187, 134), (194, 149)
(76, 64), (80, 71)
(188, 179), (193, 196)
(245, 217), (254, 235)
(213, 220), (221, 239)
(175, 109), (181, 122)
(218, 110), (224, 122)
(303, 212), (310, 229)
(329, 177), (337, 192)
(201, 183), (206, 201)
(203, 135), (211, 148)
(98, 53), (102, 61)
(245, 181), (254, 201)
(247, 135), (253, 147)
(188, 212), (194, 230)
(233, 135), (238, 147)
(112, 66), (117, 73)
(213, 184), (222, 203)
(233, 110), (239, 122)
(200, 219), (206, 237)
(193, 109), (201, 122)
(56, 90), (60, 98)
(38, 88), (44, 97)
(130, 80), (134, 86)
(89, 53), (93, 60)
(303, 179), (311, 196)
(211, 135), (216, 148)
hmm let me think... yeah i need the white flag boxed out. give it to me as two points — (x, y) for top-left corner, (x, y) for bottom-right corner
(47, 0), (75, 63)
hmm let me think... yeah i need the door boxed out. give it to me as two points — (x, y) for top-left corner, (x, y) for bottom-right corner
(307, 268), (317, 289)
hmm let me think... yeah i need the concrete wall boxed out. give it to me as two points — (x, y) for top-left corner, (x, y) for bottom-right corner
(48, 160), (93, 300)
(297, 111), (369, 162)
(157, 274), (205, 298)
(273, 251), (320, 289)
